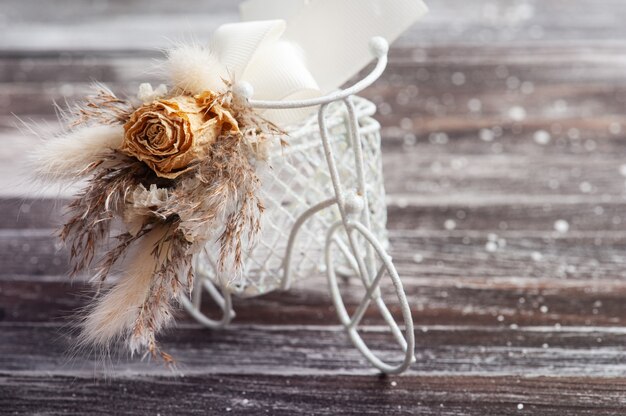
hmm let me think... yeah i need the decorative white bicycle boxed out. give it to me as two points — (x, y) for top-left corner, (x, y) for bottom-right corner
(181, 38), (415, 374)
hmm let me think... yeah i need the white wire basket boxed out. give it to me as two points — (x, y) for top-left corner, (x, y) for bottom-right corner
(181, 37), (415, 374)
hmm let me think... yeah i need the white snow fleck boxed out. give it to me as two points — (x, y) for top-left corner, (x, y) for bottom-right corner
(506, 76), (521, 90)
(485, 241), (498, 252)
(584, 140), (597, 151)
(444, 219), (457, 230)
(451, 157), (468, 170)
(521, 81), (535, 94)
(609, 122), (622, 135)
(554, 219), (570, 233)
(403, 133), (417, 146)
(429, 132), (449, 145)
(468, 98), (482, 112)
(553, 99), (568, 113)
(567, 128), (580, 140)
(479, 128), (495, 142)
(495, 65), (509, 79)
(548, 179), (560, 190)
(579, 181), (592, 193)
(452, 72), (466, 86)
(533, 130), (551, 145)
(400, 118), (414, 130)
(378, 102), (392, 115)
(508, 106), (527, 121)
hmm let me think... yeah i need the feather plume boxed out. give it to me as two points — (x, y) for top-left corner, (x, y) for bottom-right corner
(167, 43), (226, 95)
(30, 124), (124, 182)
(80, 225), (191, 358)
(60, 152), (154, 277)
(158, 133), (265, 285)
(129, 229), (193, 359)
(65, 83), (134, 127)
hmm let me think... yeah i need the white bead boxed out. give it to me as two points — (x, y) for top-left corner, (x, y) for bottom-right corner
(344, 192), (365, 216)
(369, 37), (389, 58)
(232, 81), (254, 100)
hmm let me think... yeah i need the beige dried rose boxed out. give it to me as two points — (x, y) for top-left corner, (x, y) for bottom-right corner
(121, 92), (239, 179)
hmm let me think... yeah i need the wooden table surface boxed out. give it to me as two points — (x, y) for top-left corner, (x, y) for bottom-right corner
(2, 1), (626, 414)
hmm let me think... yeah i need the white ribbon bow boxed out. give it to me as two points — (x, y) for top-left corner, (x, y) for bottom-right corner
(207, 0), (428, 125)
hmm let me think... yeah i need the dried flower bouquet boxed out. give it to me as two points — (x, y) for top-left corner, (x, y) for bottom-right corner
(31, 46), (280, 362)
(29, 0), (428, 369)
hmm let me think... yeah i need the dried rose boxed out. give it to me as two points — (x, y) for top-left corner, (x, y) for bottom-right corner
(121, 93), (239, 179)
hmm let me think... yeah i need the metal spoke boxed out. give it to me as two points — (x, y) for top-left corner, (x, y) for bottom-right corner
(334, 236), (361, 276)
(349, 264), (386, 329)
(374, 296), (408, 351)
(192, 276), (203, 308)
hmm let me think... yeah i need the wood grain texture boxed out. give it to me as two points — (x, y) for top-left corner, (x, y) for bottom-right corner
(3, 275), (625, 326)
(2, 375), (624, 416)
(3, 227), (626, 281)
(2, 0), (626, 414)
(2, 323), (626, 376)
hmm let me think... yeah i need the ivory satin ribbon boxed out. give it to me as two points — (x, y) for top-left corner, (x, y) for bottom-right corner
(207, 0), (428, 124)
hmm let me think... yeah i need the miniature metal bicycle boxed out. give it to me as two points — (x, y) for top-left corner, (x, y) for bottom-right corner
(181, 37), (415, 374)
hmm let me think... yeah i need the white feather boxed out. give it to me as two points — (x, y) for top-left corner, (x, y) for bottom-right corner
(30, 124), (123, 182)
(79, 225), (170, 351)
(167, 43), (226, 94)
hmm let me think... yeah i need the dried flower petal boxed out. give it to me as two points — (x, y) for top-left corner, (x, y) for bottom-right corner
(121, 93), (240, 179)
(123, 184), (170, 236)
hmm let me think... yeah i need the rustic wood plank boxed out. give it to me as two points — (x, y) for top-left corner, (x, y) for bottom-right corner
(387, 200), (626, 233)
(382, 156), (626, 199)
(4, 0), (626, 52)
(4, 196), (626, 235)
(0, 229), (66, 276)
(5, 45), (626, 121)
(3, 227), (626, 281)
(1, 374), (625, 416)
(1, 323), (625, 376)
(5, 193), (626, 242)
(2, 277), (624, 326)
(390, 231), (626, 280)
(0, 198), (64, 229)
(0, 0), (240, 52)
